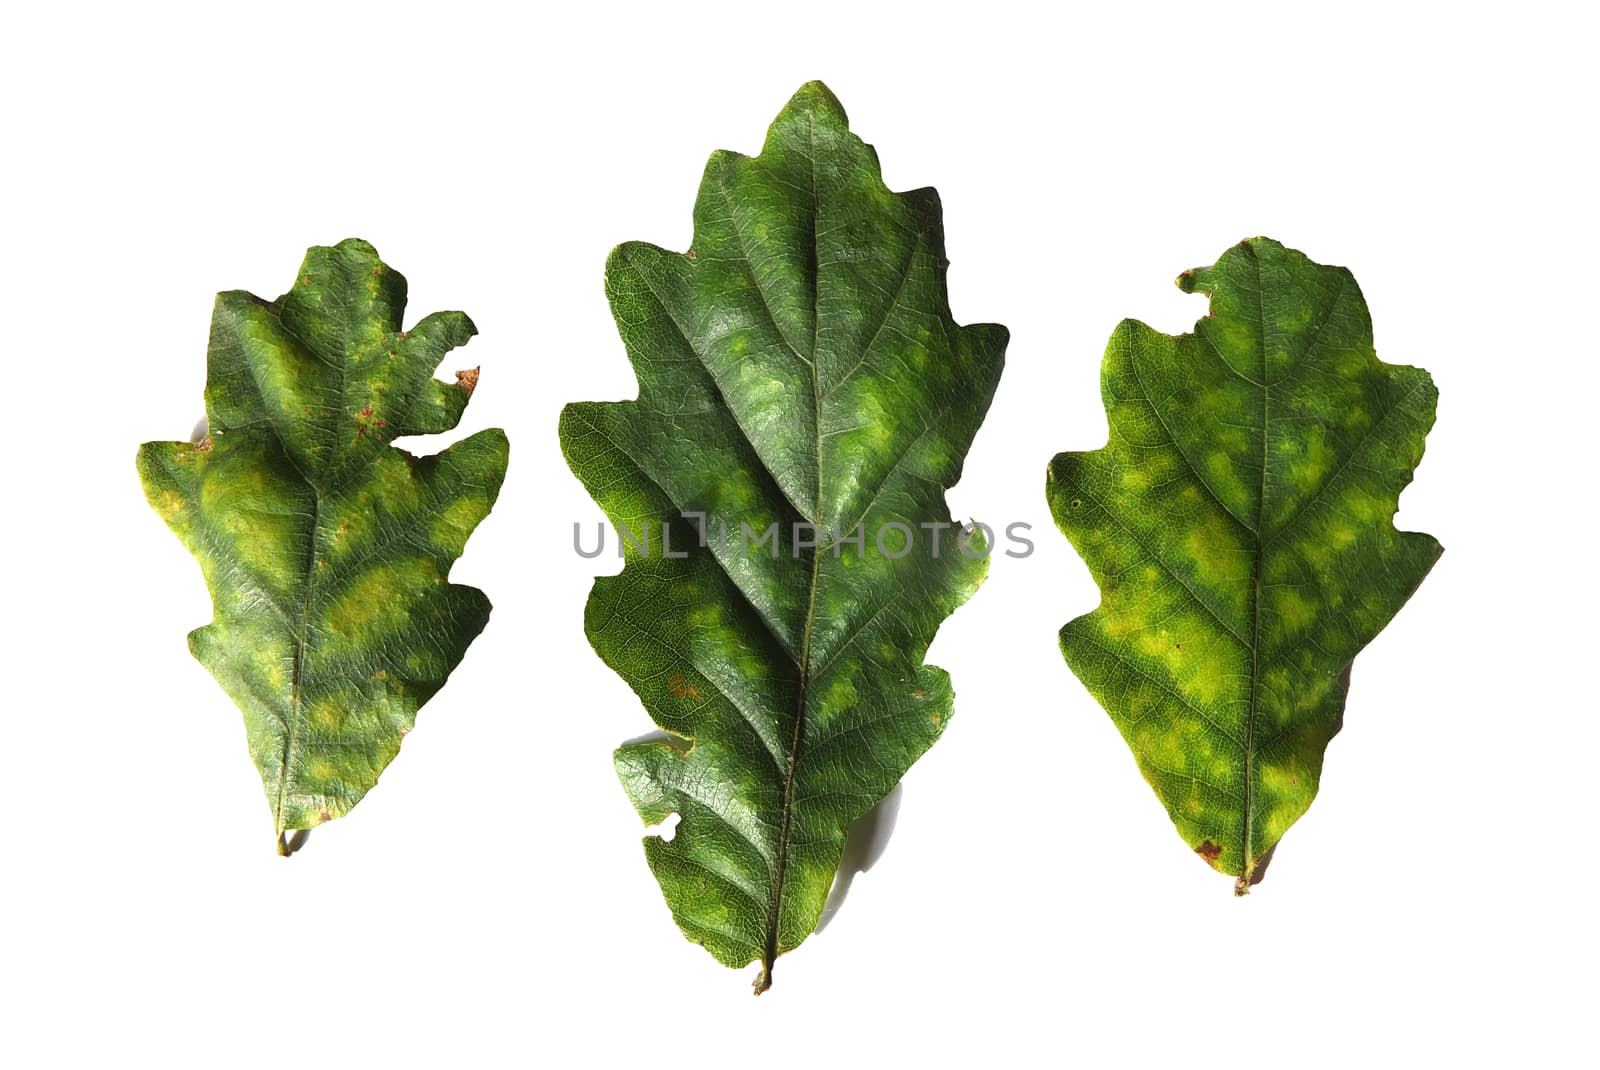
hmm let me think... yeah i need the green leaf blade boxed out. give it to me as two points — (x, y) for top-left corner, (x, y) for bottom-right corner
(562, 82), (1006, 989)
(1049, 238), (1439, 892)
(138, 239), (508, 848)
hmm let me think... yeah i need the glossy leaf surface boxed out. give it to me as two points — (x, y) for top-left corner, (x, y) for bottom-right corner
(1048, 238), (1440, 892)
(561, 83), (1006, 989)
(138, 239), (508, 852)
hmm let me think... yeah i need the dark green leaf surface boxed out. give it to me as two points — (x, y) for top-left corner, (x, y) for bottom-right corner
(1048, 238), (1439, 892)
(561, 83), (1006, 989)
(137, 239), (508, 852)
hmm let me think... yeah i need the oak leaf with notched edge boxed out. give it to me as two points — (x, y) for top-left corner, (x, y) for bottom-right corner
(560, 83), (1007, 990)
(137, 238), (509, 853)
(1048, 237), (1440, 893)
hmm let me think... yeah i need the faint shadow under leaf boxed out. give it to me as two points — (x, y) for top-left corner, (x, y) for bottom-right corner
(620, 728), (679, 749)
(277, 828), (311, 857)
(816, 783), (902, 933)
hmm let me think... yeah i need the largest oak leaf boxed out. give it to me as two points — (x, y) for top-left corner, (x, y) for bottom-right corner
(561, 83), (1007, 990)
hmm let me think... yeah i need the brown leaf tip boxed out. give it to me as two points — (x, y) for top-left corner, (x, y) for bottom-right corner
(455, 367), (480, 393)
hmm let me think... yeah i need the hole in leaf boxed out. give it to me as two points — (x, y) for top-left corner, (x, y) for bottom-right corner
(644, 811), (681, 842)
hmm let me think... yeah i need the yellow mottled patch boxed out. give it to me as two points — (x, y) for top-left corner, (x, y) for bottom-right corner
(1203, 451), (1250, 515)
(687, 602), (726, 630)
(1135, 627), (1171, 659)
(1272, 587), (1316, 634)
(324, 558), (438, 640)
(1184, 510), (1247, 587)
(310, 700), (344, 729)
(1334, 347), (1371, 379)
(1179, 645), (1231, 705)
(1289, 426), (1331, 490)
(156, 488), (188, 521)
(1293, 532), (1334, 573)
(323, 502), (375, 557)
(1342, 485), (1384, 523)
(200, 460), (268, 513)
(368, 452), (423, 512)
(1277, 304), (1313, 334)
(1262, 666), (1294, 725)
(815, 669), (860, 725)
(1125, 683), (1155, 718)
(1154, 731), (1187, 770)
(432, 495), (489, 554)
(255, 647), (287, 691)
(1259, 762), (1314, 842)
(222, 513), (301, 591)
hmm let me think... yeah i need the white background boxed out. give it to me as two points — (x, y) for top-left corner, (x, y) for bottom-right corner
(4, 2), (1595, 1066)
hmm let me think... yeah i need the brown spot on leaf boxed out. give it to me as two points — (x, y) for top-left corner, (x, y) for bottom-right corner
(317, 807), (333, 824)
(1196, 840), (1223, 865)
(667, 673), (702, 701)
(913, 688), (925, 699)
(455, 367), (480, 393)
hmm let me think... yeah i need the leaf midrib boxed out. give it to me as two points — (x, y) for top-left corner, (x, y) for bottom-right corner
(1242, 251), (1270, 892)
(240, 304), (354, 839)
(761, 107), (824, 989)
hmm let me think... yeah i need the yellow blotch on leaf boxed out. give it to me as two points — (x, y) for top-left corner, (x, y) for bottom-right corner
(432, 495), (489, 555)
(1272, 587), (1317, 635)
(324, 558), (439, 640)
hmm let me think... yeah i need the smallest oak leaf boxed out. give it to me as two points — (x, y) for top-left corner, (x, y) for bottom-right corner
(137, 238), (510, 854)
(1048, 237), (1440, 893)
